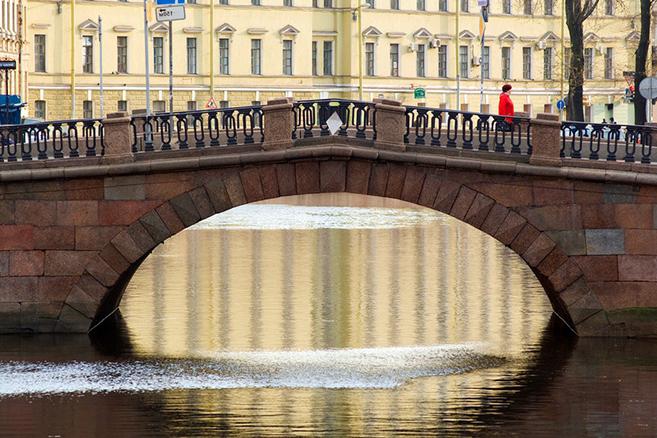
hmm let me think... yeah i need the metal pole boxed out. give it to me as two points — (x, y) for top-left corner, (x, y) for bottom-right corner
(455, 0), (461, 110)
(210, 0), (214, 101)
(560, 0), (565, 120)
(479, 13), (485, 112)
(357, 4), (363, 100)
(5, 70), (9, 124)
(168, 21), (173, 114)
(143, 0), (152, 143)
(98, 15), (104, 117)
(70, 0), (76, 118)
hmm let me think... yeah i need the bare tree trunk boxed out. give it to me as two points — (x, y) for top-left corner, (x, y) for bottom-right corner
(634, 0), (651, 125)
(566, 0), (585, 121)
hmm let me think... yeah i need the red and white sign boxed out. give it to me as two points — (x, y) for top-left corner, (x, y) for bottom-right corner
(206, 97), (218, 109)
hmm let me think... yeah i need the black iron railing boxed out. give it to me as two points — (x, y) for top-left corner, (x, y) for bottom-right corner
(292, 99), (376, 140)
(0, 119), (104, 161)
(404, 106), (533, 155)
(561, 121), (654, 163)
(130, 106), (264, 153)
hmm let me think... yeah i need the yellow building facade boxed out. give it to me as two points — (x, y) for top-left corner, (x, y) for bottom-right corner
(26, 0), (646, 123)
(1, 0), (27, 98)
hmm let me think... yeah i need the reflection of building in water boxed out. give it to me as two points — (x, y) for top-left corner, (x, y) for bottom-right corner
(122, 194), (552, 434)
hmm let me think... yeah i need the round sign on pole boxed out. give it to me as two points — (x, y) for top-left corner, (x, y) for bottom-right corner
(556, 99), (565, 111)
(639, 77), (657, 100)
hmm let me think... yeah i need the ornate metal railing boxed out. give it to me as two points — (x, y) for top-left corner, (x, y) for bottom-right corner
(130, 106), (264, 152)
(0, 119), (104, 162)
(561, 121), (654, 163)
(404, 106), (533, 155)
(292, 99), (376, 140)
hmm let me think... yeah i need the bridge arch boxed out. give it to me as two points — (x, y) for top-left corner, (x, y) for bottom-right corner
(65, 156), (595, 335)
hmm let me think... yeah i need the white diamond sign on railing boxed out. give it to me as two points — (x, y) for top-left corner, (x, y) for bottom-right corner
(326, 112), (343, 135)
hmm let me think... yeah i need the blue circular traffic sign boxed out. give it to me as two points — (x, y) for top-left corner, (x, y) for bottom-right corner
(556, 99), (565, 111)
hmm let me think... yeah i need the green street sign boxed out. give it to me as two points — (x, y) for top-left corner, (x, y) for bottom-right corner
(414, 87), (426, 99)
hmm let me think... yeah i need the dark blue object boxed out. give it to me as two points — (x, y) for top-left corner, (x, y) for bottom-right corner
(0, 95), (25, 125)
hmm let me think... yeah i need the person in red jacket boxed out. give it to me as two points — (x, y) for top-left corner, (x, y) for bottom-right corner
(498, 84), (515, 129)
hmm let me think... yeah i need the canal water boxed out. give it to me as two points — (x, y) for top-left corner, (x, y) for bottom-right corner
(1, 193), (657, 436)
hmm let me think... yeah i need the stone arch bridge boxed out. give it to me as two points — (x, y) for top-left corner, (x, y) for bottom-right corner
(1, 98), (657, 336)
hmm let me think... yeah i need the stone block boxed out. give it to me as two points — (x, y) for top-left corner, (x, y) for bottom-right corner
(56, 304), (91, 333)
(33, 226), (75, 250)
(0, 277), (39, 302)
(44, 250), (95, 276)
(0, 225), (34, 250)
(65, 286), (99, 319)
(258, 166), (280, 199)
(494, 211), (527, 245)
(9, 251), (45, 276)
(0, 251), (7, 276)
(615, 204), (652, 229)
(224, 173), (247, 206)
(545, 230), (587, 256)
(547, 259), (583, 292)
(98, 200), (161, 226)
(417, 174), (441, 208)
(568, 292), (604, 325)
(276, 163), (297, 197)
(0, 303), (21, 330)
(0, 201), (14, 224)
(38, 276), (78, 302)
(139, 210), (172, 244)
(75, 273), (108, 303)
(520, 205), (582, 231)
(572, 255), (618, 282)
(603, 185), (636, 204)
(625, 230), (657, 255)
(618, 255), (657, 281)
(295, 161), (321, 194)
(145, 173), (194, 200)
(580, 205), (616, 229)
(449, 186), (477, 220)
(558, 277), (590, 306)
(85, 256), (120, 288)
(15, 200), (57, 226)
(127, 222), (157, 253)
(189, 187), (215, 220)
(589, 281), (638, 310)
(536, 248), (569, 277)
(104, 175), (146, 201)
(204, 180), (233, 214)
(346, 161), (372, 195)
(368, 163), (389, 197)
(320, 161), (347, 193)
(170, 192), (201, 227)
(510, 224), (541, 255)
(522, 233), (556, 267)
(240, 168), (265, 202)
(65, 178), (104, 200)
(573, 181), (603, 204)
(99, 244), (130, 275)
(75, 226), (123, 250)
(585, 229), (624, 255)
(464, 194), (495, 228)
(385, 164), (407, 199)
(400, 167), (425, 204)
(155, 202), (186, 235)
(56, 201), (98, 226)
(468, 182), (533, 207)
(110, 233), (143, 264)
(532, 179), (574, 205)
(480, 203), (510, 236)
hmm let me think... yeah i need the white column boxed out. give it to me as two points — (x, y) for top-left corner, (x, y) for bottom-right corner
(10, 0), (15, 35)
(1, 0), (7, 35)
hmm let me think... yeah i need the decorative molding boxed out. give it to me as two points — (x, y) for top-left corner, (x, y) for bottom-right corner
(215, 23), (237, 34)
(78, 19), (99, 32)
(279, 25), (300, 36)
(113, 25), (135, 33)
(583, 32), (600, 42)
(626, 31), (640, 41)
(149, 23), (169, 33)
(386, 31), (405, 38)
(363, 26), (383, 38)
(498, 31), (518, 42)
(434, 33), (453, 40)
(247, 28), (268, 35)
(312, 30), (338, 36)
(538, 31), (560, 43)
(31, 23), (51, 29)
(459, 30), (476, 40)
(183, 26), (203, 34)
(413, 27), (433, 39)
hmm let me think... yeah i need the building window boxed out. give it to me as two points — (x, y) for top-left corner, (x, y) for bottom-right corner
(391, 0), (399, 9)
(416, 44), (425, 77)
(438, 45), (448, 78)
(118, 100), (128, 112)
(283, 40), (293, 75)
(219, 0), (228, 4)
(251, 39), (262, 75)
(522, 47), (532, 79)
(605, 0), (613, 15)
(187, 38), (197, 74)
(284, 0), (293, 5)
(417, 0), (425, 10)
(366, 0), (374, 7)
(390, 43), (399, 77)
(83, 100), (93, 119)
(220, 100), (229, 108)
(187, 0), (196, 3)
(34, 35), (46, 72)
(544, 0), (553, 14)
(153, 100), (166, 113)
(82, 35), (93, 73)
(544, 47), (553, 80)
(219, 38), (230, 75)
(523, 0), (531, 14)
(482, 46), (490, 79)
(153, 36), (164, 74)
(502, 47), (511, 79)
(312, 41), (318, 76)
(187, 101), (197, 111)
(117, 36), (128, 73)
(459, 45), (469, 79)
(252, 0), (260, 5)
(503, 0), (511, 13)
(34, 100), (46, 119)
(365, 42), (375, 76)
(313, 0), (318, 6)
(324, 0), (333, 7)
(604, 47), (613, 79)
(564, 48), (571, 79)
(461, 0), (468, 12)
(584, 47), (593, 79)
(323, 41), (333, 75)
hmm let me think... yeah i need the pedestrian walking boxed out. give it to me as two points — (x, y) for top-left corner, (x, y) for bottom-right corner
(498, 84), (514, 131)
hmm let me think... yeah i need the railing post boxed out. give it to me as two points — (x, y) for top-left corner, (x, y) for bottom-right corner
(102, 112), (134, 162)
(373, 98), (406, 151)
(529, 112), (562, 166)
(262, 97), (294, 151)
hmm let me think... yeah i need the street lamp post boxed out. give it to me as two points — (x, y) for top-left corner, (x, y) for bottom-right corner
(355, 2), (370, 101)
